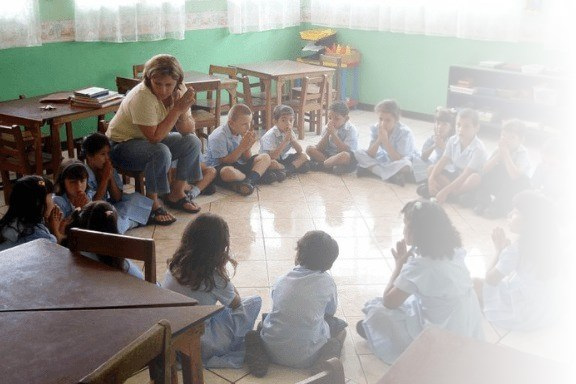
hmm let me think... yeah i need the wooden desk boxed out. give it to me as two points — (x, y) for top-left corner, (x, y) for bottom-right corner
(0, 306), (222, 384)
(377, 327), (570, 384)
(0, 239), (197, 312)
(235, 60), (335, 130)
(0, 94), (121, 174)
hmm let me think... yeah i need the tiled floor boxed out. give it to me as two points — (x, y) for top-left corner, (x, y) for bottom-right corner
(3, 110), (572, 383)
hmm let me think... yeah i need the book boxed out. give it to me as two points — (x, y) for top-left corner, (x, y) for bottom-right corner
(71, 97), (123, 109)
(449, 85), (476, 95)
(73, 91), (122, 104)
(74, 86), (109, 98)
(39, 92), (73, 103)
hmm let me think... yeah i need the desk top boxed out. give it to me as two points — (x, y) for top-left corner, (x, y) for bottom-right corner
(0, 239), (197, 312)
(0, 305), (222, 384)
(377, 327), (570, 384)
(0, 93), (121, 125)
(235, 59), (335, 79)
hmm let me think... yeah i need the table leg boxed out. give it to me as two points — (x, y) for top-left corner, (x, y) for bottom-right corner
(171, 323), (205, 384)
(263, 78), (272, 130)
(50, 123), (63, 174)
(30, 123), (44, 175)
(65, 122), (75, 158)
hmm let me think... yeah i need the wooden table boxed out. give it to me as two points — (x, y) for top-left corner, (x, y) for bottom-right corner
(0, 306), (222, 384)
(0, 94), (121, 174)
(235, 60), (335, 129)
(377, 327), (570, 384)
(0, 239), (223, 384)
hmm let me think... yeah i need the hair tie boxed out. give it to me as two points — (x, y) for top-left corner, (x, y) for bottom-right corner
(38, 180), (45, 187)
(105, 210), (114, 217)
(414, 201), (422, 210)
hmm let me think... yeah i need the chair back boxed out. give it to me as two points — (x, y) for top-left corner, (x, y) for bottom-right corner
(300, 75), (327, 110)
(191, 79), (221, 149)
(132, 64), (145, 79)
(79, 319), (171, 384)
(237, 76), (268, 129)
(116, 77), (141, 95)
(68, 228), (157, 284)
(209, 64), (237, 80)
(319, 54), (343, 101)
(208, 65), (238, 112)
(296, 358), (345, 384)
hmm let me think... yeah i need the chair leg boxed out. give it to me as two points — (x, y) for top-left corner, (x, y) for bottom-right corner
(65, 122), (75, 158)
(1, 171), (12, 203)
(297, 110), (305, 140)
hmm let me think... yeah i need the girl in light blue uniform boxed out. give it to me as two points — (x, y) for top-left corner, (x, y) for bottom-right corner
(82, 132), (152, 234)
(244, 231), (347, 377)
(0, 176), (64, 251)
(53, 159), (90, 219)
(161, 213), (261, 368)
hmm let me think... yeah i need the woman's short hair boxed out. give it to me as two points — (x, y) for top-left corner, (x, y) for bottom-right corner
(143, 54), (184, 89)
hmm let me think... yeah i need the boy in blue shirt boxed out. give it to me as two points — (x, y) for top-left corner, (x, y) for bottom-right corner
(306, 101), (359, 174)
(204, 104), (272, 196)
(259, 104), (311, 176)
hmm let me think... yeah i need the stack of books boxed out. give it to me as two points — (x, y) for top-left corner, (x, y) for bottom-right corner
(71, 87), (123, 108)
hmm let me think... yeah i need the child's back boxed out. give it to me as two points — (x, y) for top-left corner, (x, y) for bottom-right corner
(261, 265), (337, 368)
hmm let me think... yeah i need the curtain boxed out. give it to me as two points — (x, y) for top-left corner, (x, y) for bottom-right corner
(74, 0), (186, 43)
(0, 1), (42, 49)
(227, 0), (300, 34)
(309, 0), (568, 44)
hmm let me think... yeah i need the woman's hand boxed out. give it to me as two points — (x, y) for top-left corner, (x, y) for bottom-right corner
(174, 87), (196, 114)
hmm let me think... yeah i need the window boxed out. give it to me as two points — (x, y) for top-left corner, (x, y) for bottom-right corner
(227, 0), (300, 34)
(0, 1), (41, 49)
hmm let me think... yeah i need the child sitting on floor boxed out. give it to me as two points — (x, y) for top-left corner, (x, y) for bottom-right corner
(204, 103), (273, 196)
(0, 176), (64, 251)
(162, 213), (262, 368)
(53, 159), (91, 219)
(245, 230), (347, 377)
(354, 99), (418, 186)
(306, 101), (359, 174)
(259, 104), (310, 176)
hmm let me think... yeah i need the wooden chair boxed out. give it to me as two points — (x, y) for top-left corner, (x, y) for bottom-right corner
(237, 75), (270, 130)
(116, 76), (141, 95)
(68, 228), (157, 284)
(194, 65), (238, 114)
(132, 64), (145, 79)
(97, 120), (146, 194)
(319, 54), (342, 125)
(0, 124), (53, 202)
(296, 358), (345, 384)
(79, 319), (171, 384)
(286, 75), (328, 139)
(191, 79), (221, 151)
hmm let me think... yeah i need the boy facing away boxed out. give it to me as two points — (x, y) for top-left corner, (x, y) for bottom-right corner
(306, 101), (359, 174)
(259, 104), (311, 175)
(244, 230), (347, 377)
(204, 103), (272, 196)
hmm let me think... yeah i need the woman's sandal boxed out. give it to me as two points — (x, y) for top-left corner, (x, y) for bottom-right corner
(162, 195), (201, 214)
(147, 206), (177, 226)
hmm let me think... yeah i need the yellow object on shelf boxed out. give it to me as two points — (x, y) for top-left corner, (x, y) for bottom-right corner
(299, 28), (336, 41)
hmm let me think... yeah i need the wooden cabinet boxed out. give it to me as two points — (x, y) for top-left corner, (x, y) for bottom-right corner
(447, 65), (569, 132)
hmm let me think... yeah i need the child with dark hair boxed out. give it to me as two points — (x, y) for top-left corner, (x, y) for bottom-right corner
(83, 132), (153, 233)
(245, 230), (347, 377)
(354, 99), (418, 185)
(161, 213), (262, 368)
(357, 200), (483, 364)
(473, 119), (532, 218)
(68, 201), (144, 279)
(53, 159), (90, 218)
(477, 191), (562, 330)
(0, 175), (64, 251)
(306, 101), (359, 174)
(259, 104), (310, 176)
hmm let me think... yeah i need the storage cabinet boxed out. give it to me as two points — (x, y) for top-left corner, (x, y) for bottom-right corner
(447, 65), (569, 132)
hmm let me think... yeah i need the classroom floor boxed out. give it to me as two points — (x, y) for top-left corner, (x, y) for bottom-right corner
(1, 110), (571, 384)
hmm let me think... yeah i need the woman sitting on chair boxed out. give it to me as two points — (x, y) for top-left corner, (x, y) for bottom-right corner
(107, 54), (203, 225)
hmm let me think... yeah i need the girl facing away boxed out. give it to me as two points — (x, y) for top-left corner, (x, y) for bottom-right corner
(475, 191), (563, 331)
(82, 132), (153, 234)
(161, 213), (261, 368)
(53, 159), (90, 219)
(357, 200), (484, 364)
(0, 175), (65, 251)
(245, 230), (347, 377)
(67, 201), (144, 280)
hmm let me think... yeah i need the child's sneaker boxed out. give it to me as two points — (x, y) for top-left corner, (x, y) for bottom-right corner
(387, 172), (405, 187)
(297, 161), (311, 174)
(259, 170), (278, 185)
(416, 183), (430, 198)
(230, 179), (254, 196)
(310, 338), (342, 375)
(356, 167), (372, 178)
(273, 169), (287, 182)
(200, 183), (217, 196)
(309, 160), (326, 172)
(245, 330), (269, 378)
(355, 320), (367, 339)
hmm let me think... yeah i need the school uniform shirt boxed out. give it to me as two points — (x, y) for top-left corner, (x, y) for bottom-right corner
(261, 266), (338, 368)
(487, 145), (532, 176)
(421, 135), (446, 164)
(53, 194), (84, 219)
(368, 122), (418, 163)
(0, 221), (56, 252)
(162, 270), (262, 369)
(443, 135), (488, 173)
(482, 242), (561, 331)
(321, 121), (359, 157)
(259, 126), (294, 160)
(107, 82), (192, 143)
(360, 248), (484, 364)
(204, 124), (243, 167)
